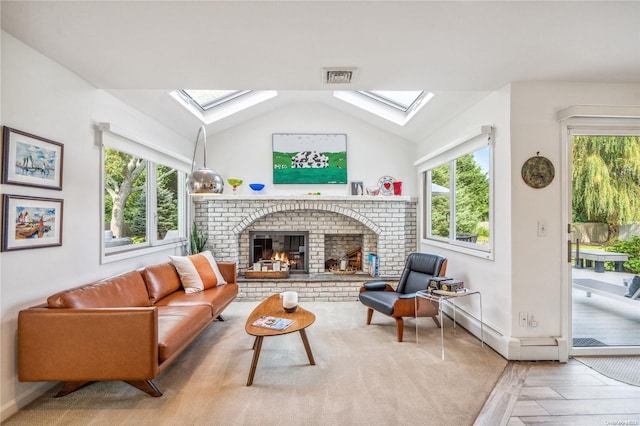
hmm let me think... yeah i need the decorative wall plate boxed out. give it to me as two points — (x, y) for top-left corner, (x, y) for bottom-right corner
(377, 176), (396, 195)
(521, 155), (555, 189)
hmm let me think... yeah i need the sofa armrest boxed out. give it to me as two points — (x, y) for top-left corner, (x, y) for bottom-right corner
(217, 261), (237, 284)
(18, 307), (159, 382)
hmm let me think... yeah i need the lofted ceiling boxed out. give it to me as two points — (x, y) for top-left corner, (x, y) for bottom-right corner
(2, 1), (639, 142)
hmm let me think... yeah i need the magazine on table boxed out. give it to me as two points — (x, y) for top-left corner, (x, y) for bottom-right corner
(252, 316), (295, 330)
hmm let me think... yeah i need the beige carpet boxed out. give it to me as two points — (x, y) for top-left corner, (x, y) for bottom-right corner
(5, 301), (506, 426)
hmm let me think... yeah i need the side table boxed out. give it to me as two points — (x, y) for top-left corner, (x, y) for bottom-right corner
(415, 289), (484, 360)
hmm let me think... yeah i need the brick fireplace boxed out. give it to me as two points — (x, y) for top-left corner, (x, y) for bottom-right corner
(193, 195), (417, 301)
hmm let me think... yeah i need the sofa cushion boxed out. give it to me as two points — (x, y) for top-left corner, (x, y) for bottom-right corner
(141, 262), (183, 304)
(47, 271), (151, 308)
(155, 283), (239, 318)
(156, 305), (212, 363)
(170, 251), (227, 293)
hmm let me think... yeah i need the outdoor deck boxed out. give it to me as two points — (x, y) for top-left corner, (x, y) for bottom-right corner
(572, 268), (640, 347)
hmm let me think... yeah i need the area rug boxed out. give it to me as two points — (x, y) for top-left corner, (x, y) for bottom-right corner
(5, 301), (506, 426)
(575, 356), (640, 387)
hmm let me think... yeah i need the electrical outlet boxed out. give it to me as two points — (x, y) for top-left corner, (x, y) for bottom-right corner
(530, 315), (537, 327)
(519, 312), (528, 327)
(537, 221), (547, 237)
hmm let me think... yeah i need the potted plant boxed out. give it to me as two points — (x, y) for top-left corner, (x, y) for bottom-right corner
(189, 221), (208, 254)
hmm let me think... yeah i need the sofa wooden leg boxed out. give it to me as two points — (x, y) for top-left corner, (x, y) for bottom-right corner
(366, 308), (374, 325)
(124, 380), (163, 397)
(216, 314), (226, 322)
(55, 381), (94, 397)
(395, 317), (404, 342)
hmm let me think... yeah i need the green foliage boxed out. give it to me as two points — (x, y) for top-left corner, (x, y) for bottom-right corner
(190, 222), (208, 255)
(572, 136), (640, 227)
(607, 236), (640, 273)
(430, 153), (490, 239)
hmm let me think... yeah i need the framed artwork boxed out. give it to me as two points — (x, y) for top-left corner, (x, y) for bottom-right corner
(2, 126), (64, 190)
(2, 194), (63, 251)
(350, 181), (364, 195)
(273, 133), (347, 184)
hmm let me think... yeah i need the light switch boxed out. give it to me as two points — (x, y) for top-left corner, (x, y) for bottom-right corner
(537, 221), (547, 237)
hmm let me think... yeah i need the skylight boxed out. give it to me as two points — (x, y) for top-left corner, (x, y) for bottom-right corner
(180, 89), (251, 111)
(358, 91), (424, 112)
(170, 89), (278, 124)
(334, 90), (434, 126)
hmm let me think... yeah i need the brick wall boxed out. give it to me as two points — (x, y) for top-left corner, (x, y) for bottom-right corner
(193, 195), (417, 300)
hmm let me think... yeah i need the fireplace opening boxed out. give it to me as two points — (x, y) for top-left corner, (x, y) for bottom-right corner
(249, 231), (309, 274)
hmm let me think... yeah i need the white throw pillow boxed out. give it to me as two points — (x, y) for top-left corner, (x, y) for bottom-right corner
(170, 251), (227, 294)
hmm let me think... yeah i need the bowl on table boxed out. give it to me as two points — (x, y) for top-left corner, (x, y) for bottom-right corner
(249, 183), (265, 192)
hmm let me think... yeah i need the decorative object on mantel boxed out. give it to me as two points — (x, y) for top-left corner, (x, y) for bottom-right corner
(377, 175), (396, 196)
(187, 126), (224, 194)
(249, 183), (265, 192)
(350, 181), (364, 195)
(366, 186), (379, 196)
(227, 178), (243, 195)
(521, 152), (555, 189)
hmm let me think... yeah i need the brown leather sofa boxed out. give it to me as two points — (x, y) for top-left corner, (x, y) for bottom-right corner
(17, 261), (238, 397)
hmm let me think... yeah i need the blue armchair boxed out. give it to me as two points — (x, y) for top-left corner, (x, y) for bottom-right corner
(358, 252), (448, 342)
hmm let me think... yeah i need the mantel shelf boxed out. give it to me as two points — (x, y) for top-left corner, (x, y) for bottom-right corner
(191, 194), (416, 202)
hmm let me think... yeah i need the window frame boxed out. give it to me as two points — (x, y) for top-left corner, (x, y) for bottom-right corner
(99, 123), (189, 264)
(415, 126), (494, 259)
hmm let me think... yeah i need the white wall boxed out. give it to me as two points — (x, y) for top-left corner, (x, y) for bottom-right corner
(208, 101), (417, 197)
(417, 81), (640, 360)
(0, 32), (193, 420)
(509, 81), (640, 345)
(417, 87), (513, 346)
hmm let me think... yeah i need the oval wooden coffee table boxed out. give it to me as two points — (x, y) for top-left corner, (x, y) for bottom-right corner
(245, 294), (316, 386)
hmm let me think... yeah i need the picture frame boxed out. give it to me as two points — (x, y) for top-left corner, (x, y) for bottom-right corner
(2, 126), (64, 190)
(350, 181), (364, 195)
(272, 133), (347, 184)
(2, 194), (63, 251)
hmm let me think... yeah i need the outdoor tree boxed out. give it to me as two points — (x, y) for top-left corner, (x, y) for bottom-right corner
(104, 148), (146, 239)
(572, 136), (640, 237)
(430, 154), (489, 238)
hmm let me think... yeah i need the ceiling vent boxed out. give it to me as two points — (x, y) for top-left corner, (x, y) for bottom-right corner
(323, 67), (358, 84)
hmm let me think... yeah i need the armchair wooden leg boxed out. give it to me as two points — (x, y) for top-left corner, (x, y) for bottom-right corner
(366, 308), (374, 325)
(432, 316), (441, 328)
(395, 317), (404, 342)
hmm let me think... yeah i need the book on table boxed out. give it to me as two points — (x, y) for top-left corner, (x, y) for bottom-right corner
(252, 316), (295, 330)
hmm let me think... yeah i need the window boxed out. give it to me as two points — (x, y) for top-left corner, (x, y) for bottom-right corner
(357, 91), (425, 112)
(416, 127), (493, 254)
(170, 90), (278, 125)
(180, 89), (251, 111)
(100, 123), (188, 262)
(334, 90), (434, 126)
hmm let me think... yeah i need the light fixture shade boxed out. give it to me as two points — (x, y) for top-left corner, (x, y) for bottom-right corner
(187, 125), (224, 194)
(187, 168), (224, 194)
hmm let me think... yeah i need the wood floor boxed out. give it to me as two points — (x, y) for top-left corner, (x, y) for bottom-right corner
(476, 267), (640, 425)
(476, 359), (640, 425)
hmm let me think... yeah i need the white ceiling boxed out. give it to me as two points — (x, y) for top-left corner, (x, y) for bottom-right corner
(2, 1), (639, 142)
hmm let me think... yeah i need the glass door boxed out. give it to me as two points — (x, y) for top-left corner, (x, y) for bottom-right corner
(569, 129), (640, 355)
